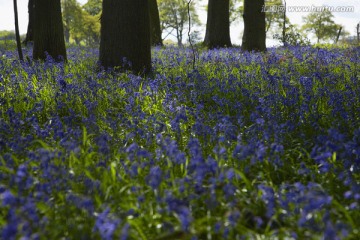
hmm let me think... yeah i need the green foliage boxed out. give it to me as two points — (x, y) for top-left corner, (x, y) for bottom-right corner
(72, 11), (101, 46)
(301, 9), (341, 44)
(83, 0), (102, 16)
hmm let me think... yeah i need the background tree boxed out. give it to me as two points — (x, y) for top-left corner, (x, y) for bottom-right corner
(229, 0), (241, 24)
(62, 0), (100, 45)
(83, 0), (102, 16)
(61, 0), (83, 43)
(301, 9), (340, 44)
(204, 0), (232, 49)
(273, 23), (310, 46)
(99, 0), (151, 73)
(158, 0), (199, 46)
(33, 0), (67, 61)
(241, 0), (266, 51)
(264, 0), (288, 34)
(149, 0), (163, 46)
(76, 12), (100, 45)
(23, 0), (35, 45)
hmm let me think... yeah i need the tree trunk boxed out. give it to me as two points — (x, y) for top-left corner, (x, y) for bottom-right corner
(204, 0), (232, 49)
(149, 0), (162, 46)
(14, 0), (24, 61)
(64, 28), (70, 44)
(282, 0), (286, 46)
(33, 0), (67, 61)
(241, 0), (266, 52)
(335, 27), (342, 44)
(23, 0), (35, 45)
(99, 0), (151, 74)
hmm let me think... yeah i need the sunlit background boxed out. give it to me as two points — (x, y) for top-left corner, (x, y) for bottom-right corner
(0, 0), (359, 46)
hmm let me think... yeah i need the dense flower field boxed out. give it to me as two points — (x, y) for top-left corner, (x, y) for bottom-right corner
(0, 45), (359, 239)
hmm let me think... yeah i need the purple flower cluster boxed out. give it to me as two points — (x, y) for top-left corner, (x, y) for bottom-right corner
(0, 45), (359, 239)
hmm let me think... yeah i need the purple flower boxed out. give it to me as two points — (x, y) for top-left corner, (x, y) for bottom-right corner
(121, 223), (130, 240)
(324, 221), (340, 240)
(93, 208), (120, 240)
(258, 184), (276, 218)
(176, 206), (192, 231)
(2, 190), (16, 206)
(147, 166), (162, 189)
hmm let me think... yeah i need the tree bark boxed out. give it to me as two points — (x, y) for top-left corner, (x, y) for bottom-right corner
(149, 0), (162, 46)
(99, 0), (151, 74)
(33, 0), (67, 61)
(204, 0), (232, 49)
(241, 0), (266, 52)
(14, 0), (24, 61)
(23, 0), (35, 45)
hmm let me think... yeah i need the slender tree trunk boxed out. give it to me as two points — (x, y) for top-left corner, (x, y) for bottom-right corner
(357, 23), (359, 45)
(149, 0), (162, 46)
(282, 0), (286, 46)
(241, 0), (266, 52)
(33, 0), (67, 61)
(64, 28), (70, 44)
(204, 0), (232, 49)
(100, 0), (151, 74)
(14, 0), (24, 61)
(335, 27), (342, 44)
(23, 0), (35, 45)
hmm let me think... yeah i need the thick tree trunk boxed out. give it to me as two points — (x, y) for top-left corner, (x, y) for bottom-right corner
(149, 0), (162, 46)
(99, 0), (151, 74)
(23, 0), (35, 45)
(33, 0), (67, 61)
(14, 0), (24, 61)
(204, 0), (232, 49)
(241, 0), (266, 52)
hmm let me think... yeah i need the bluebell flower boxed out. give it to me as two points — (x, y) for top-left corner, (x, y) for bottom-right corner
(324, 221), (339, 240)
(1, 214), (18, 240)
(147, 166), (162, 189)
(258, 184), (276, 218)
(214, 222), (222, 233)
(2, 190), (16, 206)
(176, 206), (192, 231)
(93, 208), (120, 240)
(120, 223), (130, 240)
(225, 168), (235, 181)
